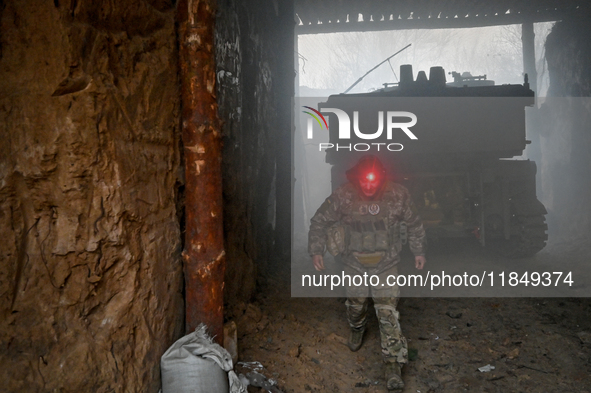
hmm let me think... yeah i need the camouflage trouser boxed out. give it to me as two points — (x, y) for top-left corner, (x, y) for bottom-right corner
(343, 263), (408, 364)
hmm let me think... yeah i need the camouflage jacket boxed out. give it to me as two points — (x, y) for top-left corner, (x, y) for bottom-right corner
(308, 180), (425, 272)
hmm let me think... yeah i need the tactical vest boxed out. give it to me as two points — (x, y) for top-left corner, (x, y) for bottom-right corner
(326, 198), (397, 259)
(348, 199), (390, 252)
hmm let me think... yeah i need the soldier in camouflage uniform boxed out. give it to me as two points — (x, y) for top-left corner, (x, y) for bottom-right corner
(308, 155), (426, 391)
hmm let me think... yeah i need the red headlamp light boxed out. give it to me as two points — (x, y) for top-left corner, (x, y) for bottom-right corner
(346, 155), (387, 191)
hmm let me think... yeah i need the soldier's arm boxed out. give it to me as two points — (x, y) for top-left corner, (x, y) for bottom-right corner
(308, 194), (342, 258)
(401, 188), (426, 260)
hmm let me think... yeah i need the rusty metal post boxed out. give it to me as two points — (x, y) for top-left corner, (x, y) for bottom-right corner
(177, 0), (225, 343)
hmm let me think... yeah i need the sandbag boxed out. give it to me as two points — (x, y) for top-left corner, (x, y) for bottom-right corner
(161, 324), (246, 393)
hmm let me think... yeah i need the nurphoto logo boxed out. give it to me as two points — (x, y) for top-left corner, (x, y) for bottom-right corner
(302, 105), (417, 152)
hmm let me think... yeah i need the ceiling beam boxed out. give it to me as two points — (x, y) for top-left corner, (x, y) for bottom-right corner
(295, 1), (589, 35)
(297, 12), (571, 34)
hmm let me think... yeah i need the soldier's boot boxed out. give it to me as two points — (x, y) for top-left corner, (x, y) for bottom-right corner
(385, 362), (404, 391)
(347, 327), (365, 352)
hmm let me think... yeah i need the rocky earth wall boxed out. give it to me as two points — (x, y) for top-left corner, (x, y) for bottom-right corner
(215, 0), (294, 311)
(539, 16), (591, 246)
(0, 0), (184, 392)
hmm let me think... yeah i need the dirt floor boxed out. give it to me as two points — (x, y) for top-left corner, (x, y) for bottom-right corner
(233, 240), (591, 393)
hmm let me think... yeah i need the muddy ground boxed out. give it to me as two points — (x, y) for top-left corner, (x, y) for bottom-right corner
(232, 240), (591, 393)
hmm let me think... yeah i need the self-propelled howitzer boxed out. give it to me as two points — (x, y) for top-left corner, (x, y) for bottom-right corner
(319, 65), (547, 256)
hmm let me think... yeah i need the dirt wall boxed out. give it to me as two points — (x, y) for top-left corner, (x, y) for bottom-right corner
(0, 1), (184, 392)
(539, 16), (591, 246)
(215, 0), (295, 311)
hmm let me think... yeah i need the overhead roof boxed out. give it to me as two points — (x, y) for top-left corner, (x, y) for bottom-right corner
(295, 0), (590, 34)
